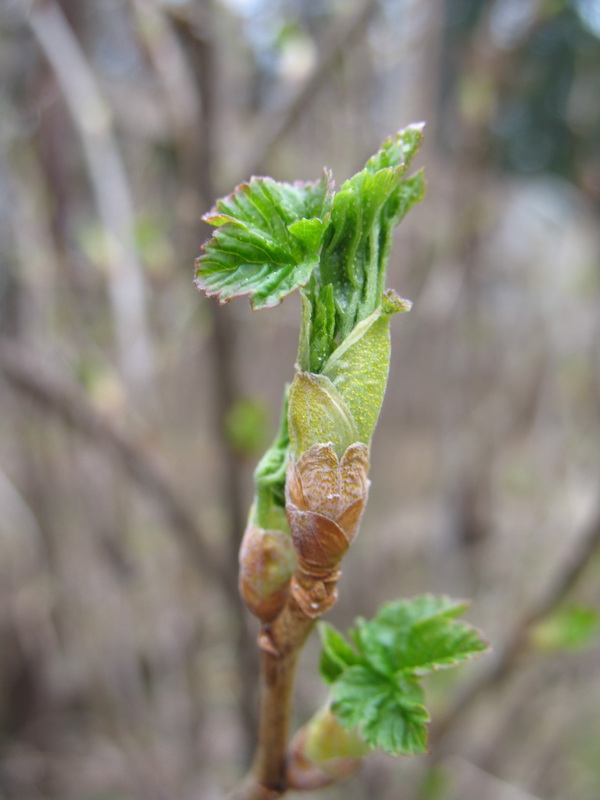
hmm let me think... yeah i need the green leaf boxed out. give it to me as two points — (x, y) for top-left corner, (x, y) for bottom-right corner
(330, 667), (430, 755)
(319, 621), (362, 683)
(353, 595), (487, 677)
(253, 389), (290, 532)
(317, 125), (425, 341)
(195, 172), (333, 309)
(288, 217), (329, 251)
(322, 291), (411, 443)
(288, 371), (358, 459)
(365, 122), (425, 175)
(297, 285), (337, 374)
(320, 595), (489, 757)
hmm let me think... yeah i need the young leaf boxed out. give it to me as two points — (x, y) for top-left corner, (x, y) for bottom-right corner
(254, 389), (290, 532)
(322, 291), (411, 443)
(288, 372), (358, 459)
(319, 595), (489, 757)
(329, 667), (430, 755)
(353, 595), (487, 677)
(364, 122), (425, 175)
(297, 284), (337, 374)
(196, 172), (333, 309)
(319, 621), (362, 683)
(317, 124), (425, 340)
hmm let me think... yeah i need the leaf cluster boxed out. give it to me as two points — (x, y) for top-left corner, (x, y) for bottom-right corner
(195, 125), (425, 372)
(319, 595), (489, 756)
(197, 126), (425, 534)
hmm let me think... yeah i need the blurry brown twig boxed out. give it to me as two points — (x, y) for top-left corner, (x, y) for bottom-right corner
(166, 0), (260, 760)
(0, 338), (236, 601)
(26, 0), (155, 402)
(431, 496), (600, 750)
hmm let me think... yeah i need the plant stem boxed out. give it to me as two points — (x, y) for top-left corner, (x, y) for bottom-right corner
(229, 596), (315, 799)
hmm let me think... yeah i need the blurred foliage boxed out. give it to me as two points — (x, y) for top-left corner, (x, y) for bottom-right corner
(445, 0), (600, 193)
(530, 604), (600, 650)
(225, 395), (270, 455)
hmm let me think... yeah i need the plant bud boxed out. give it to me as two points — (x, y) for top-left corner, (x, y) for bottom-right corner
(322, 289), (411, 444)
(286, 442), (369, 617)
(287, 705), (368, 790)
(288, 372), (358, 460)
(239, 524), (296, 623)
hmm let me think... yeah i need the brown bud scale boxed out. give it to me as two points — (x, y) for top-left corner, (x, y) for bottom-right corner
(286, 443), (369, 617)
(239, 524), (296, 623)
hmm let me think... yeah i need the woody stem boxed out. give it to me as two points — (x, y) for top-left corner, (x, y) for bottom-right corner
(229, 595), (314, 799)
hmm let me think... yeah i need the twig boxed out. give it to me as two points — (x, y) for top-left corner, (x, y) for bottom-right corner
(444, 756), (545, 800)
(168, 0), (260, 759)
(26, 0), (155, 401)
(227, 598), (315, 800)
(244, 0), (380, 176)
(430, 497), (600, 749)
(0, 338), (235, 601)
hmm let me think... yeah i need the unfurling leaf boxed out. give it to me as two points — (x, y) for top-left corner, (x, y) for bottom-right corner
(317, 124), (425, 341)
(318, 595), (489, 755)
(323, 291), (411, 443)
(288, 372), (358, 459)
(195, 171), (333, 309)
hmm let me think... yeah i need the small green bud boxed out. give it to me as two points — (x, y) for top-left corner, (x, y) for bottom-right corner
(304, 705), (371, 762)
(287, 705), (368, 790)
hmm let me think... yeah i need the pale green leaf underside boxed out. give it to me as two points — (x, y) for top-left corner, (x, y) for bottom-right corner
(288, 372), (358, 460)
(323, 291), (411, 443)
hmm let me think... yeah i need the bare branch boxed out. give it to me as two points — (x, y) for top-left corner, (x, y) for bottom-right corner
(431, 498), (600, 749)
(227, 597), (315, 800)
(0, 338), (236, 601)
(165, 0), (379, 181)
(244, 0), (380, 176)
(26, 0), (155, 401)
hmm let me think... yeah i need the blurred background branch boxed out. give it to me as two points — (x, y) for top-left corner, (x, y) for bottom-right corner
(1, 0), (599, 798)
(0, 338), (235, 598)
(26, 0), (156, 403)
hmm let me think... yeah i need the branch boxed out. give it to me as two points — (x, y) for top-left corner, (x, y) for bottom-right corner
(167, 0), (262, 759)
(244, 0), (380, 176)
(227, 597), (315, 799)
(431, 497), (600, 749)
(26, 0), (155, 401)
(0, 338), (236, 601)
